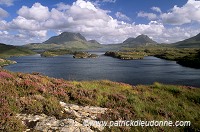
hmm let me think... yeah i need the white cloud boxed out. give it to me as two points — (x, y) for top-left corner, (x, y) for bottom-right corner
(137, 12), (157, 20)
(161, 0), (200, 25)
(9, 16), (42, 30)
(160, 26), (200, 43)
(19, 30), (47, 37)
(0, 8), (8, 18)
(17, 3), (50, 21)
(0, 20), (7, 30)
(7, 0), (165, 44)
(0, 0), (13, 6)
(56, 2), (70, 11)
(0, 30), (8, 35)
(115, 12), (131, 21)
(151, 7), (162, 13)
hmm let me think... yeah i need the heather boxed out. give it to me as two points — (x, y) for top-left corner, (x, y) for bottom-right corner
(0, 69), (200, 131)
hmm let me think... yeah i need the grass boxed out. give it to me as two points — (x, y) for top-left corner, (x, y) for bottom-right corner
(0, 70), (199, 131)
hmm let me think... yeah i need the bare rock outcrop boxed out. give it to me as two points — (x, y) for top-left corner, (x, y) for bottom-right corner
(16, 101), (108, 132)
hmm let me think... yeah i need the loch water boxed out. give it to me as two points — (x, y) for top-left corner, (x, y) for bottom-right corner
(5, 52), (200, 87)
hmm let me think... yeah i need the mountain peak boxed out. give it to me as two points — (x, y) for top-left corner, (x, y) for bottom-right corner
(123, 34), (157, 44)
(43, 32), (87, 44)
(88, 40), (100, 44)
(136, 34), (149, 39)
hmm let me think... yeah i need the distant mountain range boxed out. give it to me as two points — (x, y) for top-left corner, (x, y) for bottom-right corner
(24, 31), (200, 50)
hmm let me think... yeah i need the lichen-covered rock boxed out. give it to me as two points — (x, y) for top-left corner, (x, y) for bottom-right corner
(16, 102), (108, 132)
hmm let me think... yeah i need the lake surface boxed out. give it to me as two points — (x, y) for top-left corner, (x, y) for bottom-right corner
(5, 52), (200, 87)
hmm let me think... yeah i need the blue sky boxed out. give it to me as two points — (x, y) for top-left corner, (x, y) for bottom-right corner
(0, 0), (200, 45)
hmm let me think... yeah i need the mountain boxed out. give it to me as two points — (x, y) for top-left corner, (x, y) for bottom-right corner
(43, 32), (87, 44)
(123, 34), (157, 44)
(173, 33), (200, 48)
(25, 33), (158, 50)
(25, 32), (102, 50)
(120, 34), (158, 48)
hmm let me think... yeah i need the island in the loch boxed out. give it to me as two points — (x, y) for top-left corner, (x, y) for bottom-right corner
(73, 51), (98, 59)
(40, 49), (99, 59)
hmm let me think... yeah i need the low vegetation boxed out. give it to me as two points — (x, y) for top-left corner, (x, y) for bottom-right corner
(145, 47), (200, 68)
(0, 70), (199, 131)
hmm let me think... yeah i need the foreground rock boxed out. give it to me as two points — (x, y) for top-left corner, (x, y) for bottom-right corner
(16, 101), (108, 132)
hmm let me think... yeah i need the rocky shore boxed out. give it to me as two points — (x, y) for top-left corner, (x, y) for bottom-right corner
(0, 58), (16, 67)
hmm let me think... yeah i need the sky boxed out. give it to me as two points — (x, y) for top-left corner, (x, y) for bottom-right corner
(0, 0), (200, 45)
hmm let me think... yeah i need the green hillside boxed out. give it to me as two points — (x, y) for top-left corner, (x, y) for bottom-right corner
(0, 43), (35, 58)
(24, 41), (102, 50)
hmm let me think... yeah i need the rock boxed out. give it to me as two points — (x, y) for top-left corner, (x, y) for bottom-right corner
(16, 101), (108, 132)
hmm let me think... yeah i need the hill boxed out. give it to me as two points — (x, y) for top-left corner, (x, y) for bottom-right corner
(24, 32), (102, 50)
(173, 33), (200, 48)
(0, 43), (35, 58)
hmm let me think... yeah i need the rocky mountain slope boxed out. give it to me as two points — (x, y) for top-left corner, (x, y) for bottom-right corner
(43, 32), (87, 44)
